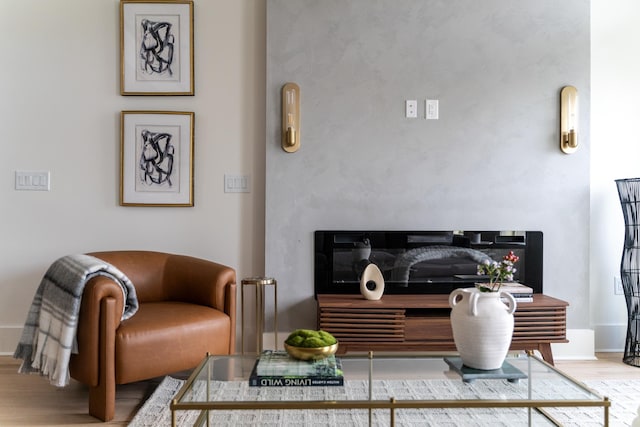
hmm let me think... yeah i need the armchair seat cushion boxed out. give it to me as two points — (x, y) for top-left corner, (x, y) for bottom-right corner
(115, 301), (230, 384)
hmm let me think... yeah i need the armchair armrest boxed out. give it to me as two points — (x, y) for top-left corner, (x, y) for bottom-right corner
(164, 254), (236, 314)
(69, 276), (124, 386)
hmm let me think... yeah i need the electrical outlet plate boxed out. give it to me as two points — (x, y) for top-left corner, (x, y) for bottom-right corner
(405, 100), (418, 118)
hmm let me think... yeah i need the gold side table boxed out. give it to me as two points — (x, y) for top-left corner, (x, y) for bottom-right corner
(241, 277), (277, 354)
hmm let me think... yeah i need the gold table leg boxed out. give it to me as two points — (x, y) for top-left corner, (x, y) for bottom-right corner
(241, 277), (278, 354)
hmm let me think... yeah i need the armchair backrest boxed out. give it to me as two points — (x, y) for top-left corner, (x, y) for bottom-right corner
(164, 253), (236, 311)
(88, 251), (236, 312)
(88, 251), (173, 302)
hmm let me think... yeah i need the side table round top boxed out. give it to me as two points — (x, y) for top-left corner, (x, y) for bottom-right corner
(241, 277), (276, 285)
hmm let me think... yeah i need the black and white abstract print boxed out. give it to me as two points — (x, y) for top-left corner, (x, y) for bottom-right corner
(135, 126), (179, 193)
(137, 15), (179, 81)
(140, 19), (174, 76)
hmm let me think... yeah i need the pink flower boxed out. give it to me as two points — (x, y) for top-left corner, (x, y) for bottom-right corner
(476, 251), (521, 292)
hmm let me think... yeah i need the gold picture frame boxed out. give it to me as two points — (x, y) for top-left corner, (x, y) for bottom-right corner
(120, 0), (194, 95)
(120, 111), (194, 206)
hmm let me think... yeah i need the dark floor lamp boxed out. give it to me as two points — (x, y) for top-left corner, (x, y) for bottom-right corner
(616, 178), (640, 367)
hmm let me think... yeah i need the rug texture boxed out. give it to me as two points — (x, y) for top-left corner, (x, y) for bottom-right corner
(128, 376), (640, 426)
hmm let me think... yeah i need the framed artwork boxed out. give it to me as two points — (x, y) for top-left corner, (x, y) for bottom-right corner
(120, 0), (194, 95)
(120, 111), (194, 206)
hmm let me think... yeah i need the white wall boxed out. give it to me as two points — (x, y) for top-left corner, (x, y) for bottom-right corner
(590, 0), (640, 351)
(0, 0), (266, 354)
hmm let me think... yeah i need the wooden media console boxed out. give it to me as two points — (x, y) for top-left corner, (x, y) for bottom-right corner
(317, 293), (568, 365)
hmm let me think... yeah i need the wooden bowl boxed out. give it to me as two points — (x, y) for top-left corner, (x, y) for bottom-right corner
(284, 342), (338, 360)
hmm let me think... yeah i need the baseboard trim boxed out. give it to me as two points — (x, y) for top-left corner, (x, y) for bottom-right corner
(259, 331), (290, 352)
(5, 327), (599, 360)
(551, 329), (597, 360)
(0, 325), (23, 356)
(3, 323), (605, 360)
(263, 329), (597, 361)
(593, 323), (626, 353)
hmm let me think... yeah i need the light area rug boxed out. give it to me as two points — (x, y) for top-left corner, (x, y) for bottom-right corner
(128, 376), (640, 426)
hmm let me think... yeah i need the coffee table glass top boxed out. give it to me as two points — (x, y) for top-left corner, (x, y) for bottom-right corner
(171, 353), (609, 426)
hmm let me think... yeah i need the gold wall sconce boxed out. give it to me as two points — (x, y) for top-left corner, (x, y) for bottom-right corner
(281, 83), (300, 153)
(560, 85), (578, 154)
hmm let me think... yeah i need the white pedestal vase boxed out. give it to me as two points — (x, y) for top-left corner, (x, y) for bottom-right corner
(448, 287), (517, 370)
(360, 263), (385, 300)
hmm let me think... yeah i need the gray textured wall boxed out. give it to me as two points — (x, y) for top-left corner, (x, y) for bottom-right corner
(266, 0), (590, 331)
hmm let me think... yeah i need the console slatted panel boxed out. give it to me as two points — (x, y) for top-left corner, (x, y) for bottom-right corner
(319, 307), (405, 342)
(316, 294), (568, 363)
(512, 305), (567, 342)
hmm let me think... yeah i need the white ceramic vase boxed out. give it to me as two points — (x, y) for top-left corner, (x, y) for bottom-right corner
(448, 287), (517, 370)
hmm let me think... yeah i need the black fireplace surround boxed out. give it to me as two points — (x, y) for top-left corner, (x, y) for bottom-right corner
(314, 230), (543, 296)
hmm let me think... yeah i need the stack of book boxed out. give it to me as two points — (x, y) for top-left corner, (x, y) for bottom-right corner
(499, 283), (534, 302)
(249, 350), (344, 387)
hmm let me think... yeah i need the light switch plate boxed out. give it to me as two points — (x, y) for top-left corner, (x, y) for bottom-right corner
(15, 171), (50, 191)
(224, 174), (250, 193)
(426, 99), (439, 120)
(614, 276), (623, 295)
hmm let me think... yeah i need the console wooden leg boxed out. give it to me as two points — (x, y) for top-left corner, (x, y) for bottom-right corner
(537, 343), (555, 365)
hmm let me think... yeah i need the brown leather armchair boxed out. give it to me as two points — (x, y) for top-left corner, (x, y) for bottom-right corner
(68, 251), (236, 421)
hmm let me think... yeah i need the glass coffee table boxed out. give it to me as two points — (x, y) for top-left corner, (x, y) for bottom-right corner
(170, 352), (610, 426)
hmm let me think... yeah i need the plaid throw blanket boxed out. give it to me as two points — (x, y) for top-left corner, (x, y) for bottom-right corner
(13, 254), (138, 387)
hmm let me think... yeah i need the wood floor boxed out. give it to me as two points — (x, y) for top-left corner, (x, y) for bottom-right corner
(1, 353), (639, 426)
(0, 356), (161, 426)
